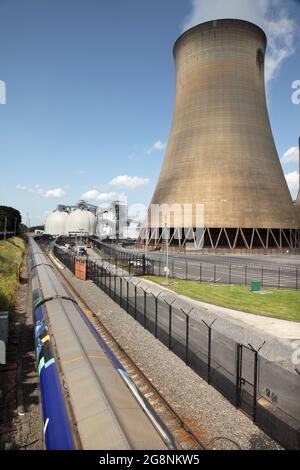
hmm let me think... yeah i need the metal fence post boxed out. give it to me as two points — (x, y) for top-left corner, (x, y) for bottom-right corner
(199, 263), (202, 284)
(120, 277), (123, 307)
(245, 265), (248, 287)
(236, 343), (242, 409)
(169, 304), (172, 349)
(186, 315), (189, 365)
(151, 292), (161, 339)
(248, 341), (265, 423)
(127, 279), (129, 312)
(114, 273), (116, 301)
(143, 287), (149, 328)
(202, 319), (216, 384)
(229, 264), (232, 285)
(186, 260), (188, 280)
(134, 284), (137, 319)
(261, 267), (264, 287)
(155, 296), (158, 337)
(253, 350), (258, 423)
(164, 299), (176, 350)
(296, 268), (298, 290)
(181, 308), (193, 366)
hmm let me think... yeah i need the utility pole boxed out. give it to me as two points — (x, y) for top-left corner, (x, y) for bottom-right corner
(26, 213), (30, 232)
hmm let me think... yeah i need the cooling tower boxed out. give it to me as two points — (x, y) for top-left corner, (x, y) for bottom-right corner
(144, 19), (299, 251)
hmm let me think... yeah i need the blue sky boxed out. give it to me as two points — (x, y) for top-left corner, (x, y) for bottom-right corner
(0, 0), (299, 226)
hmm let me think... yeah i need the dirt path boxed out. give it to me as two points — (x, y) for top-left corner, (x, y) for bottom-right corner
(0, 250), (42, 450)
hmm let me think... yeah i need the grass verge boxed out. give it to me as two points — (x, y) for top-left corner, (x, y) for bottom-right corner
(144, 276), (300, 322)
(0, 236), (26, 311)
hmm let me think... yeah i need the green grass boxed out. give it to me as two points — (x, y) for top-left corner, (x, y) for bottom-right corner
(0, 237), (26, 311)
(144, 276), (300, 322)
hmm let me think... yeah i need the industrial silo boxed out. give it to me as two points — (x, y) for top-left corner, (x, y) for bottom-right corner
(86, 210), (97, 235)
(66, 208), (91, 236)
(144, 19), (299, 251)
(45, 209), (68, 236)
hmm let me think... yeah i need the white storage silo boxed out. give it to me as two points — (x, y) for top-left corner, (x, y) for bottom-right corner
(45, 210), (68, 236)
(65, 208), (91, 235)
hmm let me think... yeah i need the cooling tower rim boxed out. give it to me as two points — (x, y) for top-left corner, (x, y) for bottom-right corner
(173, 18), (267, 57)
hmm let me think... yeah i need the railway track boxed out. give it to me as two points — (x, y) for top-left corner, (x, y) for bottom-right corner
(48, 249), (206, 451)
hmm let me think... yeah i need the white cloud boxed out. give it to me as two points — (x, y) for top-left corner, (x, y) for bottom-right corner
(145, 140), (166, 155)
(265, 10), (297, 82)
(16, 184), (66, 199)
(81, 189), (100, 200)
(182, 0), (297, 83)
(43, 188), (66, 198)
(108, 175), (150, 189)
(281, 146), (299, 165)
(96, 192), (123, 201)
(285, 171), (299, 196)
(81, 190), (124, 202)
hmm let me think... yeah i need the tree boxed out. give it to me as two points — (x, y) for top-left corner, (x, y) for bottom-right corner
(0, 206), (22, 233)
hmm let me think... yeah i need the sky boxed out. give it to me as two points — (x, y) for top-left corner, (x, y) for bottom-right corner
(0, 0), (300, 226)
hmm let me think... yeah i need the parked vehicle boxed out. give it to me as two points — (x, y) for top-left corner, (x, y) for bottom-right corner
(128, 258), (151, 269)
(76, 246), (87, 257)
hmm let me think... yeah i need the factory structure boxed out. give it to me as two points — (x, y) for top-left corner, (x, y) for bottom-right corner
(140, 19), (300, 252)
(45, 200), (140, 241)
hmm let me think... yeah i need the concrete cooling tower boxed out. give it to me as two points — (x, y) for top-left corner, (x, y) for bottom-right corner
(142, 19), (299, 252)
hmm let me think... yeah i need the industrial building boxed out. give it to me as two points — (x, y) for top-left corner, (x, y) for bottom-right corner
(45, 201), (97, 237)
(45, 200), (140, 241)
(141, 19), (300, 252)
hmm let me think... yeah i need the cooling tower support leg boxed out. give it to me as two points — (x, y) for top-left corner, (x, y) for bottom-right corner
(137, 227), (300, 253)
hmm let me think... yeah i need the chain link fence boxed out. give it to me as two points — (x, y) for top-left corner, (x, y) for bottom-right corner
(53, 244), (300, 450)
